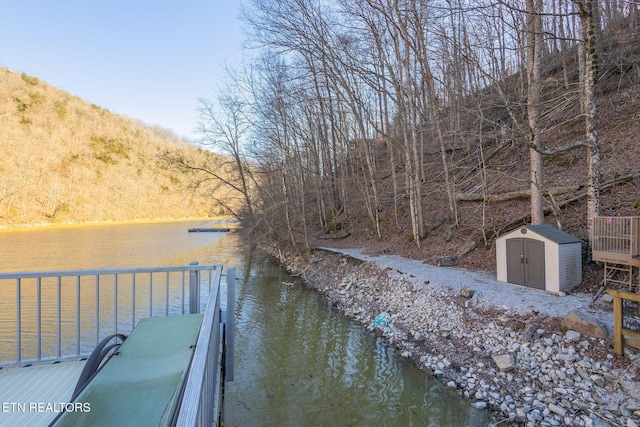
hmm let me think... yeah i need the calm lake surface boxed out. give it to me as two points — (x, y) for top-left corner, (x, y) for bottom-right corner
(0, 221), (493, 426)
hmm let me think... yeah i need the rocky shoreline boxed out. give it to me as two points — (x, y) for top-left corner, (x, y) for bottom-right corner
(266, 245), (640, 427)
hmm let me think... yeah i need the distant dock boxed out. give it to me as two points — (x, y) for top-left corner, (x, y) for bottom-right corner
(188, 227), (231, 233)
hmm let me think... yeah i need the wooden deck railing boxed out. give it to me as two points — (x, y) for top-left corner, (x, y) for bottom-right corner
(593, 217), (640, 266)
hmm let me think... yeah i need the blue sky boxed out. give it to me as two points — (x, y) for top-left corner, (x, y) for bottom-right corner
(0, 1), (244, 141)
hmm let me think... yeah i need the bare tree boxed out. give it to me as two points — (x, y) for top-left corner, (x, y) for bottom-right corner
(196, 85), (256, 220)
(526, 0), (546, 225)
(233, 0), (612, 251)
(573, 0), (601, 244)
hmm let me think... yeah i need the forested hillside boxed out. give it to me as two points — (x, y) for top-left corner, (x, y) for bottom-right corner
(199, 0), (640, 283)
(0, 67), (229, 227)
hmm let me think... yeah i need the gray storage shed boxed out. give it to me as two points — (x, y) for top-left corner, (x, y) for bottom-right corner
(496, 224), (582, 294)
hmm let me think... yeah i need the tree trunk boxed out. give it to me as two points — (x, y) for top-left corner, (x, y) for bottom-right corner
(526, 0), (545, 225)
(574, 0), (602, 245)
(455, 186), (582, 202)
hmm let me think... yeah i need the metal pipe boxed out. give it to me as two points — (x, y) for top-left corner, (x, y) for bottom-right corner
(149, 272), (153, 317)
(189, 262), (199, 314)
(16, 278), (21, 363)
(225, 267), (236, 381)
(165, 271), (170, 316)
(57, 276), (62, 358)
(36, 277), (41, 360)
(181, 271), (185, 315)
(0, 264), (215, 280)
(76, 276), (80, 356)
(132, 274), (136, 331)
(114, 274), (118, 333)
(95, 275), (100, 345)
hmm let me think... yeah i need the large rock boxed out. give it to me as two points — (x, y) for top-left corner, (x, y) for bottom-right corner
(565, 330), (581, 342)
(436, 256), (458, 267)
(492, 354), (515, 372)
(460, 286), (475, 298)
(521, 323), (538, 343)
(561, 309), (608, 339)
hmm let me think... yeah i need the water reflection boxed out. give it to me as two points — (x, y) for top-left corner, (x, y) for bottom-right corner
(225, 252), (492, 426)
(0, 220), (242, 271)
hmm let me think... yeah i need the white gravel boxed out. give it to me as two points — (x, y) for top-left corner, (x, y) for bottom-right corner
(322, 247), (612, 323)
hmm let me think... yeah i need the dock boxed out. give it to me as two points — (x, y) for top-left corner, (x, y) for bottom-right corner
(0, 360), (86, 427)
(0, 263), (236, 427)
(188, 228), (231, 232)
(52, 315), (204, 426)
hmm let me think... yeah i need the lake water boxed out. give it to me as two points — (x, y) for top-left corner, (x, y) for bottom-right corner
(0, 221), (493, 426)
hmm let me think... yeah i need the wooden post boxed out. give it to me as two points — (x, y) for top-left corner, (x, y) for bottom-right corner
(610, 290), (624, 356)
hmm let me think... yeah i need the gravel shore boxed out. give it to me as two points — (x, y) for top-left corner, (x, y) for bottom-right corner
(267, 245), (640, 427)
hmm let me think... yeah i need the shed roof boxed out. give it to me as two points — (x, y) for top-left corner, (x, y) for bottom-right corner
(498, 224), (582, 244)
(522, 224), (582, 244)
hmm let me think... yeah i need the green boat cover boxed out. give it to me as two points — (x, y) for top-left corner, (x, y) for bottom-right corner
(53, 314), (204, 427)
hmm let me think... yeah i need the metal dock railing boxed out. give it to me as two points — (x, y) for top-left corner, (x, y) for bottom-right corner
(0, 263), (235, 426)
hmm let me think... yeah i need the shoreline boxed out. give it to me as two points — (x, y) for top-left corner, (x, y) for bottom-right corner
(0, 216), (238, 232)
(267, 244), (640, 426)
